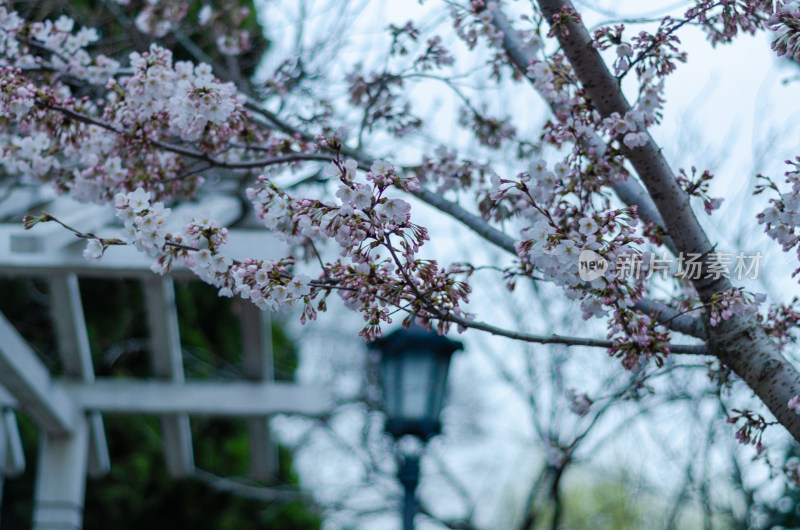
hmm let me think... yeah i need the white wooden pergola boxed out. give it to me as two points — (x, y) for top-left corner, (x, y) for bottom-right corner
(0, 190), (331, 529)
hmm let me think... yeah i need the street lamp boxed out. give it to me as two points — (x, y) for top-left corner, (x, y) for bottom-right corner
(370, 325), (464, 530)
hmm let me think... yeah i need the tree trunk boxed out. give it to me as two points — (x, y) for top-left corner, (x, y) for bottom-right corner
(532, 0), (800, 442)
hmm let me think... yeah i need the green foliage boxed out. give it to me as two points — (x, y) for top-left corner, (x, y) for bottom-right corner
(79, 416), (320, 530)
(0, 278), (320, 529)
(527, 467), (739, 530)
(173, 281), (299, 381)
(10, 0), (269, 79)
(550, 474), (646, 530)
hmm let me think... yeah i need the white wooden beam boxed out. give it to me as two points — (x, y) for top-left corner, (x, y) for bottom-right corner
(32, 414), (89, 530)
(0, 185), (56, 221)
(0, 228), (289, 278)
(48, 273), (110, 477)
(9, 197), (108, 253)
(142, 277), (194, 478)
(238, 302), (278, 481)
(61, 380), (332, 416)
(162, 196), (242, 233)
(0, 312), (76, 435)
(0, 386), (17, 408)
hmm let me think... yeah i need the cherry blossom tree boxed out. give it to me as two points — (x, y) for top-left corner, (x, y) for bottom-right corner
(6, 0), (800, 488)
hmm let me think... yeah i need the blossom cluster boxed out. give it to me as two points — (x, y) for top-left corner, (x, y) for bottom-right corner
(0, 9), (120, 85)
(757, 158), (800, 277)
(2, 132), (55, 180)
(601, 111), (649, 149)
(594, 19), (686, 79)
(608, 309), (671, 370)
(785, 457), (800, 488)
(634, 71), (665, 126)
(0, 4), (263, 206)
(682, 0), (772, 47)
(419, 147), (488, 195)
(346, 67), (422, 138)
(198, 4), (253, 56)
(457, 107), (517, 150)
(676, 166), (724, 215)
(526, 59), (573, 106)
(451, 2), (504, 50)
(0, 66), (35, 119)
(758, 297), (800, 350)
(31, 16), (119, 84)
(247, 157), (473, 339)
(107, 44), (247, 145)
(107, 187), (317, 317)
(566, 389), (592, 416)
(113, 188), (173, 257)
(415, 36), (455, 71)
(111, 188), (311, 314)
(770, 2), (800, 61)
(547, 6), (582, 38)
(727, 409), (768, 454)
(0, 8), (23, 61)
(135, 0), (188, 38)
(707, 288), (765, 327)
(486, 157), (681, 367)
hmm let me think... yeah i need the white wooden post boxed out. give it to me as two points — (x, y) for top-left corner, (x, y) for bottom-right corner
(0, 416), (5, 521)
(142, 277), (195, 478)
(238, 301), (278, 481)
(0, 409), (26, 519)
(47, 273), (110, 477)
(32, 414), (89, 530)
(0, 312), (77, 435)
(2, 410), (25, 477)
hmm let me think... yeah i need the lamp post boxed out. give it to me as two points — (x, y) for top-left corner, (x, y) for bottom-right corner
(370, 326), (463, 530)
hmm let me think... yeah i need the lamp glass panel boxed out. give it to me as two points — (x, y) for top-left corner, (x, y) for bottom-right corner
(380, 355), (401, 417)
(429, 355), (449, 419)
(399, 351), (435, 421)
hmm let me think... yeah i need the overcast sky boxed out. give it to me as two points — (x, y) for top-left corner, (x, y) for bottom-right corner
(257, 2), (800, 528)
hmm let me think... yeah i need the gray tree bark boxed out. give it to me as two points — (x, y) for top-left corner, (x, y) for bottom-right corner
(522, 0), (800, 442)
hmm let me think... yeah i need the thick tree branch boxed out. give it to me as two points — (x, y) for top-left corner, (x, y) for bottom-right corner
(633, 299), (707, 340)
(491, 9), (679, 257)
(536, 0), (800, 442)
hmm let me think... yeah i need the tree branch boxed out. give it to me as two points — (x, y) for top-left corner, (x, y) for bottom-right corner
(193, 468), (317, 504)
(535, 0), (800, 442)
(40, 101), (340, 170)
(491, 9), (679, 257)
(444, 313), (706, 355)
(46, 95), (709, 341)
(633, 298), (707, 340)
